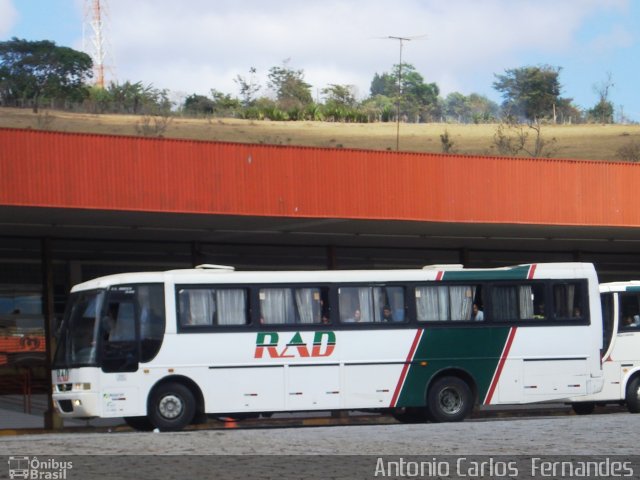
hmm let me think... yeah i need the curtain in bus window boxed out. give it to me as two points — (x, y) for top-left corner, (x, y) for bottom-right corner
(339, 288), (359, 322)
(358, 288), (373, 322)
(295, 288), (319, 324)
(554, 284), (575, 318)
(179, 290), (215, 326)
(416, 286), (449, 321)
(492, 286), (518, 321)
(518, 285), (534, 319)
(386, 286), (405, 321)
(260, 289), (297, 324)
(216, 289), (246, 325)
(450, 286), (475, 321)
(372, 287), (385, 322)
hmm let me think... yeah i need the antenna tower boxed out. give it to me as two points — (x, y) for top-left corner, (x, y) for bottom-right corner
(384, 34), (426, 151)
(83, 0), (113, 88)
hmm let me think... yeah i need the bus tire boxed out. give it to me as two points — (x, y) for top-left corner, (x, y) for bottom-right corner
(426, 376), (473, 423)
(124, 416), (154, 431)
(149, 382), (196, 431)
(571, 402), (595, 415)
(626, 377), (640, 413)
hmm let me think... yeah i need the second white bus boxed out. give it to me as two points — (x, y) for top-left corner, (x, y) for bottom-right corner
(570, 281), (640, 414)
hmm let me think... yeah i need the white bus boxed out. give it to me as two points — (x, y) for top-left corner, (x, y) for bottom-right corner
(570, 281), (640, 415)
(52, 263), (604, 431)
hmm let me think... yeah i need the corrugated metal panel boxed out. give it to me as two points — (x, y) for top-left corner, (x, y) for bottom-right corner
(1, 127), (639, 227)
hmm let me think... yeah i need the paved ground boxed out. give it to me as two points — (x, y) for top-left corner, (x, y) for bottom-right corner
(2, 413), (639, 479)
(2, 412), (639, 456)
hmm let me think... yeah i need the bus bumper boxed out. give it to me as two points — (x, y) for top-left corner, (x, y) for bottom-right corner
(52, 392), (101, 418)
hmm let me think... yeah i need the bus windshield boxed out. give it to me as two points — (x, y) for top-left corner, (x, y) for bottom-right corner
(53, 290), (105, 368)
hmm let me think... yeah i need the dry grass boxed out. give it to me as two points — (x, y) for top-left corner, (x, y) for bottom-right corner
(1, 107), (639, 161)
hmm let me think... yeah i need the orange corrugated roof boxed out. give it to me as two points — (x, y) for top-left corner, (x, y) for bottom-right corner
(1, 127), (638, 227)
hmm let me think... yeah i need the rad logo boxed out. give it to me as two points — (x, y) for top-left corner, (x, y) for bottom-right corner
(8, 456), (73, 479)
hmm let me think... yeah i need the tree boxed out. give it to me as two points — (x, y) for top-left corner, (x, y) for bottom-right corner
(492, 119), (559, 158)
(466, 94), (499, 123)
(183, 94), (216, 115)
(589, 72), (614, 124)
(267, 60), (312, 111)
(209, 89), (241, 116)
(322, 84), (357, 108)
(234, 67), (261, 107)
(555, 97), (583, 124)
(493, 65), (562, 122)
(360, 94), (395, 122)
(106, 81), (170, 115)
(443, 92), (469, 122)
(321, 84), (358, 122)
(399, 64), (439, 122)
(368, 63), (439, 122)
(0, 37), (92, 112)
(369, 72), (397, 97)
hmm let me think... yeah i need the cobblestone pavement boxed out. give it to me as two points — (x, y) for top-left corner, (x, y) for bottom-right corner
(2, 414), (639, 479)
(1, 413), (639, 456)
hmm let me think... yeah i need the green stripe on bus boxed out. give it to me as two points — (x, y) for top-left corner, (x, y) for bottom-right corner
(441, 265), (530, 281)
(396, 327), (511, 407)
(624, 286), (640, 292)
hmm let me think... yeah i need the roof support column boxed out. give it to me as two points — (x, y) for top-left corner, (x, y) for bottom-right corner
(459, 248), (470, 267)
(191, 241), (204, 267)
(326, 245), (337, 270)
(42, 238), (62, 430)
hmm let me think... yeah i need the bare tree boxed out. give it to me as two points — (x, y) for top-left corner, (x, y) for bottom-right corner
(492, 119), (559, 158)
(234, 67), (261, 107)
(591, 72), (615, 124)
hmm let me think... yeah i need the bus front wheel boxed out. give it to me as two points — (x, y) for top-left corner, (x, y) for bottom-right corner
(149, 382), (196, 431)
(626, 377), (640, 413)
(426, 376), (473, 423)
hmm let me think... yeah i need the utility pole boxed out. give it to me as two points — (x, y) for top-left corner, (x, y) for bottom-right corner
(385, 35), (424, 151)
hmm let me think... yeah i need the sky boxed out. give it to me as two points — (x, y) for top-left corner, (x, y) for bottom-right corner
(1, 0), (638, 121)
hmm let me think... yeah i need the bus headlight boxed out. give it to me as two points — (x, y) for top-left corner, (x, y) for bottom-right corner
(73, 399), (82, 407)
(73, 383), (91, 391)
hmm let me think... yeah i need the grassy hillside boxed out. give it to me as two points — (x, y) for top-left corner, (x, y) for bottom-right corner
(1, 107), (639, 161)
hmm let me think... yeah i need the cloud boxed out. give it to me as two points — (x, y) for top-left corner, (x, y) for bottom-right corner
(95, 0), (629, 100)
(0, 0), (18, 37)
(588, 25), (634, 54)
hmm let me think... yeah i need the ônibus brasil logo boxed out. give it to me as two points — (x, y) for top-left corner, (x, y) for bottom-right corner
(254, 331), (336, 359)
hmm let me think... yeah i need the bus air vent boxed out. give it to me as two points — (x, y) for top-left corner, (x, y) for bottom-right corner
(195, 264), (235, 271)
(422, 264), (464, 270)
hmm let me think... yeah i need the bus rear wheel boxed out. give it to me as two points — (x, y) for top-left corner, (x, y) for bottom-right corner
(149, 382), (196, 431)
(626, 377), (640, 413)
(426, 376), (473, 423)
(571, 402), (595, 415)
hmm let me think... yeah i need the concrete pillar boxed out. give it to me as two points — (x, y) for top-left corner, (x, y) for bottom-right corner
(41, 238), (62, 430)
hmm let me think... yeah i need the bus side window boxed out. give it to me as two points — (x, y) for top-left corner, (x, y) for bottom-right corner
(552, 282), (584, 320)
(178, 287), (248, 327)
(416, 286), (449, 321)
(178, 289), (216, 326)
(416, 285), (481, 322)
(490, 283), (545, 321)
(620, 293), (640, 329)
